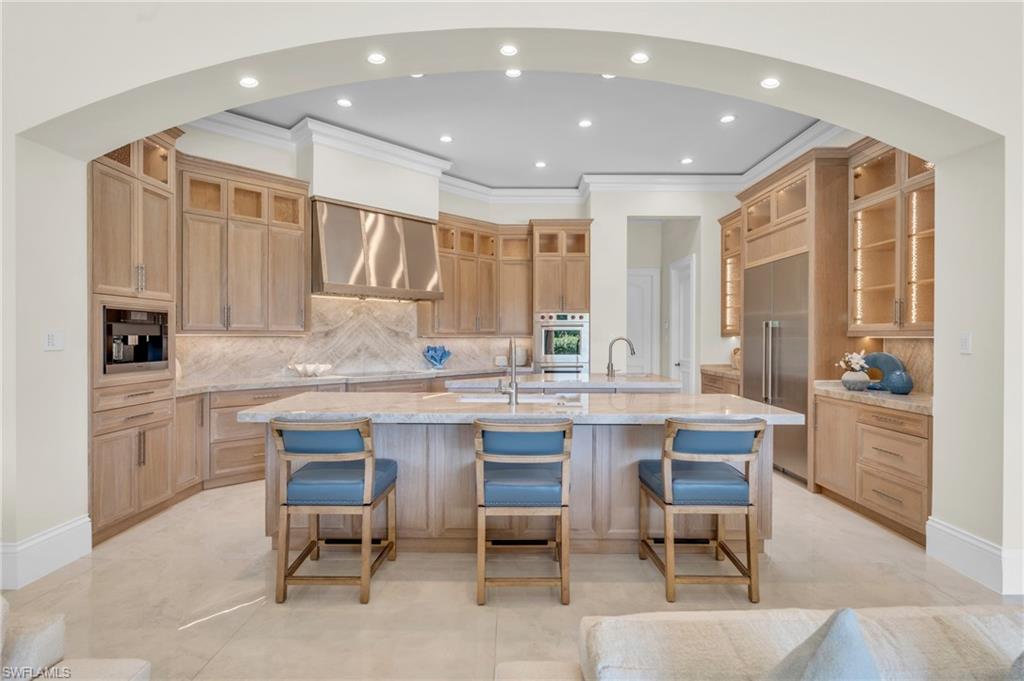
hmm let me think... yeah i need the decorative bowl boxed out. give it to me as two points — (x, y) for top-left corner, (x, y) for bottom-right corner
(423, 345), (452, 369)
(289, 363), (332, 377)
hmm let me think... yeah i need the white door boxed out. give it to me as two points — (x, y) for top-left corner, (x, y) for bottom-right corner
(669, 255), (697, 392)
(627, 269), (660, 374)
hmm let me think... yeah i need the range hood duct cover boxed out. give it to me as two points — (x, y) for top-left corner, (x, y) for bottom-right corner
(312, 197), (443, 301)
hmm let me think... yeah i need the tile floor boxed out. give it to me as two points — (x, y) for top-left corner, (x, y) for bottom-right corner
(4, 474), (1015, 680)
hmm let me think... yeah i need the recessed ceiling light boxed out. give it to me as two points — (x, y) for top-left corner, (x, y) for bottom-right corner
(500, 44), (518, 57)
(601, 74), (616, 79)
(238, 76), (259, 88)
(578, 119), (593, 128)
(439, 135), (453, 143)
(630, 52), (650, 64)
(680, 157), (694, 165)
(410, 73), (424, 78)
(760, 77), (781, 89)
(720, 114), (736, 124)
(505, 68), (522, 78)
(535, 160), (547, 168)
(367, 52), (387, 65)
(336, 98), (353, 108)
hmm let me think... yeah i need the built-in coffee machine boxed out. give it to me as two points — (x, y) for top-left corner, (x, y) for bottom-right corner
(102, 306), (169, 375)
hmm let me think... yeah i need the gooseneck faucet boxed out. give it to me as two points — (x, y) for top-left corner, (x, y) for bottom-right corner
(606, 337), (637, 377)
(498, 337), (519, 404)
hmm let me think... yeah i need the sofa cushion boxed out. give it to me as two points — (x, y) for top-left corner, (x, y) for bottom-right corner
(1, 612), (65, 675)
(286, 459), (397, 505)
(762, 608), (879, 680)
(638, 459), (749, 505)
(1010, 650), (1024, 681)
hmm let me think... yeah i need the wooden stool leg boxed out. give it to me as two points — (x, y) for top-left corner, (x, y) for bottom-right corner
(476, 507), (487, 605)
(663, 507), (676, 602)
(715, 514), (725, 561)
(746, 509), (760, 603)
(276, 506), (290, 603)
(559, 506), (570, 605)
(359, 506), (372, 604)
(387, 487), (397, 560)
(553, 514), (561, 562)
(638, 484), (648, 560)
(309, 513), (320, 561)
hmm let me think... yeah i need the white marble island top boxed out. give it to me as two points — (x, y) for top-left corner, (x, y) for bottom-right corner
(445, 372), (682, 392)
(237, 391), (804, 426)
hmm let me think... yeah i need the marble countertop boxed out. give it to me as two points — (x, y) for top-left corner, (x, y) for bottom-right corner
(175, 366), (510, 397)
(237, 391), (805, 426)
(814, 380), (933, 415)
(700, 364), (741, 380)
(445, 372), (682, 391)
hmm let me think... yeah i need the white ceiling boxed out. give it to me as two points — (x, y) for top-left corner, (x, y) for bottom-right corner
(232, 71), (817, 188)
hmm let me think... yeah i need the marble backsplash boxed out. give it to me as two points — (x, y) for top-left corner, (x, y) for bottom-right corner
(882, 338), (933, 394)
(177, 297), (532, 383)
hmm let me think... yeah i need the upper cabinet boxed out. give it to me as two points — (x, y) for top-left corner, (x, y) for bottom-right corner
(742, 168), (813, 269)
(530, 219), (591, 313)
(719, 209), (742, 337)
(847, 139), (935, 337)
(177, 153), (309, 335)
(91, 130), (183, 302)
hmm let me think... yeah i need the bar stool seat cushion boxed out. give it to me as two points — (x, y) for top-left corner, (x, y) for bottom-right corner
(638, 460), (749, 506)
(484, 462), (562, 507)
(286, 459), (397, 505)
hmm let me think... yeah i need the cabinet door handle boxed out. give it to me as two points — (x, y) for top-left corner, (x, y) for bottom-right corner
(893, 299), (899, 325)
(141, 264), (147, 291)
(872, 446), (904, 458)
(226, 305), (232, 328)
(198, 396), (205, 427)
(141, 431), (147, 465)
(135, 265), (143, 292)
(871, 488), (903, 505)
(137, 432), (144, 466)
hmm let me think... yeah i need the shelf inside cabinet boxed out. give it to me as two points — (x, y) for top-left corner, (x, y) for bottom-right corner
(272, 194), (301, 226)
(232, 186), (264, 221)
(478, 234), (496, 257)
(437, 226), (456, 251)
(746, 195), (771, 232)
(564, 232), (587, 254)
(536, 232), (560, 254)
(500, 235), (530, 259)
(906, 154), (934, 180)
(142, 139), (170, 185)
(187, 177), (223, 213)
(852, 198), (897, 247)
(852, 149), (897, 200)
(458, 230), (476, 254)
(776, 176), (807, 219)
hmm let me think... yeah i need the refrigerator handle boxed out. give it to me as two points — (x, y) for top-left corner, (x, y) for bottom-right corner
(766, 321), (774, 404)
(761, 321), (769, 402)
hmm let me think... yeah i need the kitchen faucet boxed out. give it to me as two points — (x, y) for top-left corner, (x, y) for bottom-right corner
(606, 337), (636, 377)
(498, 337), (519, 404)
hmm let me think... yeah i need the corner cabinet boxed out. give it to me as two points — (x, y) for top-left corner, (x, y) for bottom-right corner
(530, 219), (591, 314)
(719, 210), (742, 337)
(847, 140), (935, 337)
(177, 154), (309, 335)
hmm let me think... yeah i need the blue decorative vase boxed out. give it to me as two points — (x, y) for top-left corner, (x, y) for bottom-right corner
(423, 345), (452, 369)
(886, 370), (914, 395)
(863, 352), (907, 392)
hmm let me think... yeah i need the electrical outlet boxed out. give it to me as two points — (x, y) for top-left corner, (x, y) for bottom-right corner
(959, 332), (973, 355)
(44, 330), (65, 352)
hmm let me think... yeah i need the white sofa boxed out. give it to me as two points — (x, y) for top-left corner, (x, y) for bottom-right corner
(497, 606), (1024, 681)
(1, 597), (150, 680)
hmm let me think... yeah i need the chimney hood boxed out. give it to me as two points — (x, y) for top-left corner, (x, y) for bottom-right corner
(311, 197), (443, 301)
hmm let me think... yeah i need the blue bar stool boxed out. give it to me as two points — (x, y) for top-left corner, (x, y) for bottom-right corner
(271, 418), (397, 604)
(474, 419), (573, 605)
(638, 417), (766, 603)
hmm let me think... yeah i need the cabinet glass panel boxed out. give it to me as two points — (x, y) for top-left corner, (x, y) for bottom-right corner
(775, 176), (807, 219)
(500, 235), (530, 259)
(564, 232), (588, 254)
(478, 233), (496, 257)
(437, 226), (456, 251)
(232, 186), (264, 220)
(537, 232), (560, 254)
(906, 154), (934, 181)
(103, 143), (134, 170)
(458, 230), (476, 254)
(722, 223), (741, 253)
(722, 253), (741, 336)
(142, 139), (170, 185)
(272, 193), (301, 226)
(852, 149), (896, 200)
(745, 195), (771, 233)
(186, 177), (223, 213)
(904, 184), (935, 327)
(851, 197), (898, 326)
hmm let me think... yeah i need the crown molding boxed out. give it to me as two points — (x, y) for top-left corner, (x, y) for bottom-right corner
(579, 173), (746, 196)
(185, 111), (295, 151)
(440, 174), (584, 204)
(739, 120), (850, 186)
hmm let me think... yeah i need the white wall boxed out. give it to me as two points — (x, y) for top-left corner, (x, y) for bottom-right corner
(176, 124), (295, 177)
(626, 220), (663, 269)
(439, 190), (586, 224)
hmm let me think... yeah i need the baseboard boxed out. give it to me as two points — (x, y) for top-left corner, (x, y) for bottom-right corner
(1, 515), (92, 589)
(926, 516), (1008, 594)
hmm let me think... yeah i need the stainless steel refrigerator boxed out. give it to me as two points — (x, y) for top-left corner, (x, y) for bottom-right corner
(743, 253), (809, 481)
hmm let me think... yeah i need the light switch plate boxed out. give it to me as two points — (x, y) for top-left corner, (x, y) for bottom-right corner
(44, 330), (65, 352)
(959, 332), (973, 355)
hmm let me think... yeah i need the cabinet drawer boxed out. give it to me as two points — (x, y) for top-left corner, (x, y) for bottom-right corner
(857, 424), (929, 485)
(93, 399), (174, 436)
(210, 406), (266, 443)
(210, 438), (265, 479)
(856, 465), (927, 531)
(857, 407), (929, 438)
(350, 379), (432, 393)
(701, 373), (725, 393)
(210, 386), (305, 409)
(93, 380), (175, 412)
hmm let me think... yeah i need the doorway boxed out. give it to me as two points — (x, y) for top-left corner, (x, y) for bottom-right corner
(669, 254), (697, 392)
(626, 268), (660, 374)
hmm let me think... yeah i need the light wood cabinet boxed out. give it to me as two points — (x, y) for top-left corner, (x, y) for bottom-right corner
(847, 139), (935, 337)
(91, 163), (138, 297)
(137, 421), (174, 510)
(138, 184), (175, 301)
(498, 260), (532, 335)
(529, 220), (591, 314)
(177, 153), (309, 335)
(432, 253), (459, 334)
(719, 210), (742, 337)
(477, 258), (498, 333)
(533, 258), (564, 313)
(457, 255), (479, 333)
(174, 395), (206, 492)
(813, 396), (859, 498)
(699, 369), (740, 395)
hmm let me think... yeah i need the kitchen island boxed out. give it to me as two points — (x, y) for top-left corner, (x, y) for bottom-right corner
(445, 372), (683, 393)
(240, 392), (803, 552)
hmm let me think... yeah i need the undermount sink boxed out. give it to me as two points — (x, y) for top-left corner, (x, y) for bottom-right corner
(456, 393), (583, 407)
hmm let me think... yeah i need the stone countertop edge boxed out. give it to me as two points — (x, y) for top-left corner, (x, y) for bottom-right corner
(813, 380), (933, 416)
(700, 363), (741, 379)
(444, 372), (683, 390)
(175, 366), (516, 398)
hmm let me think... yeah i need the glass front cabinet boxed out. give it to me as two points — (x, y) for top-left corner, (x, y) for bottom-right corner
(719, 210), (742, 337)
(848, 141), (935, 336)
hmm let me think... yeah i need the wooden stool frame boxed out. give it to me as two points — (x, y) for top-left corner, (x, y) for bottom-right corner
(475, 419), (573, 605)
(272, 418), (396, 604)
(638, 418), (766, 603)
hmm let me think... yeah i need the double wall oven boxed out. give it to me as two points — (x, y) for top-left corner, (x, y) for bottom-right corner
(534, 313), (590, 374)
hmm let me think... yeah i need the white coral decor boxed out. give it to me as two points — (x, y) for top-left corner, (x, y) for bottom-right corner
(837, 351), (868, 373)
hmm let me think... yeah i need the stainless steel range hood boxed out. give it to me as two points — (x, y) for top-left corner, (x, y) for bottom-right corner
(311, 196), (443, 301)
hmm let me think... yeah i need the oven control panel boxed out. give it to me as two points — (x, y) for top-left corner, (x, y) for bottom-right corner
(536, 313), (589, 322)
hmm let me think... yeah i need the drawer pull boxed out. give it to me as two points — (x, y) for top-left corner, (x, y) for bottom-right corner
(872, 446), (904, 458)
(124, 391), (155, 399)
(873, 415), (904, 425)
(253, 394), (282, 400)
(871, 488), (904, 505)
(124, 411), (155, 421)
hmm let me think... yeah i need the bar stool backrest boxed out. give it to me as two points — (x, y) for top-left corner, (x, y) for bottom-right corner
(271, 418), (375, 505)
(474, 419), (573, 507)
(664, 417), (766, 461)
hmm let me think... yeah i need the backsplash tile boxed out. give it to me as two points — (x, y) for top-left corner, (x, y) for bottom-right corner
(177, 297), (531, 383)
(882, 338), (933, 393)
